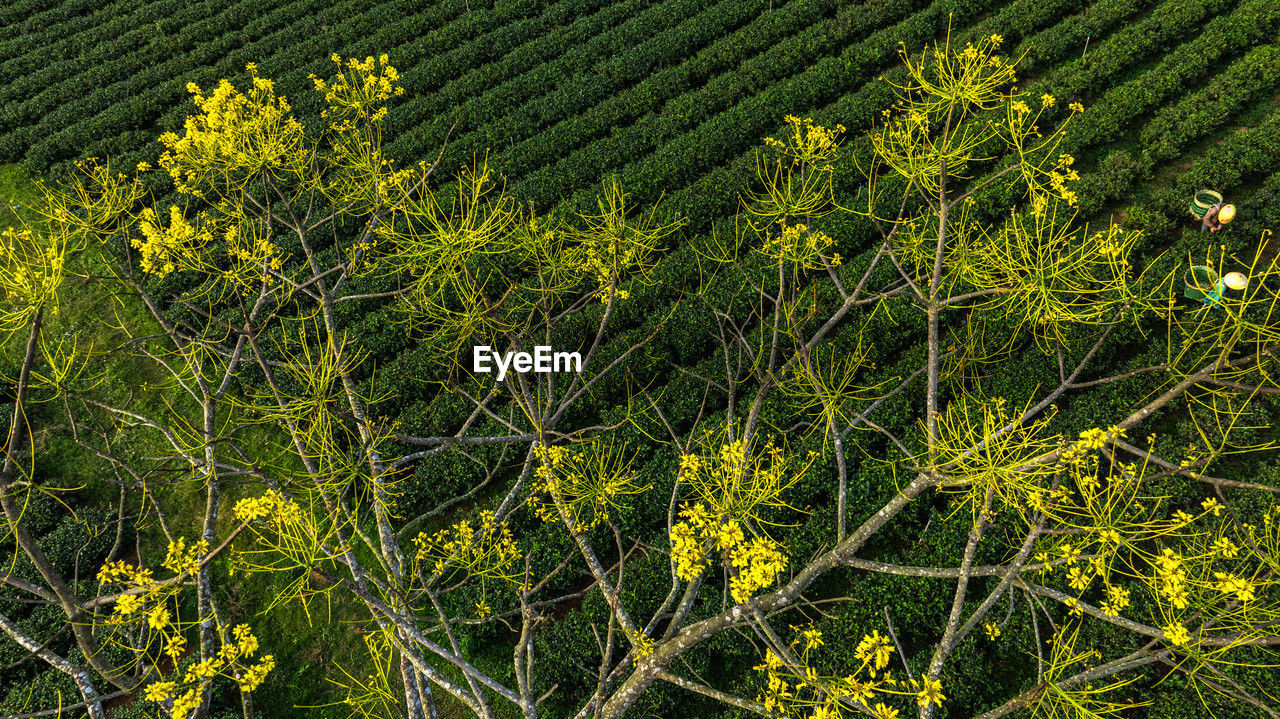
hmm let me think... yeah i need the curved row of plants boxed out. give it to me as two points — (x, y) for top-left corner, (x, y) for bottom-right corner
(0, 0), (510, 166)
(0, 0), (336, 161)
(453, 0), (1272, 436)
(0, 0), (133, 44)
(375, 0), (645, 147)
(528, 0), (1078, 224)
(0, 0), (209, 109)
(14, 0), (550, 169)
(384, 0), (780, 168)
(446, 0), (922, 188)
(1140, 44), (1280, 165)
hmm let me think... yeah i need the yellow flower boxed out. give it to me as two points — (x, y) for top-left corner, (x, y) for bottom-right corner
(801, 627), (824, 651)
(1078, 427), (1107, 450)
(1067, 566), (1090, 591)
(144, 681), (175, 702)
(184, 658), (220, 683)
(1163, 622), (1190, 646)
(163, 537), (208, 576)
(1200, 497), (1223, 516)
(845, 677), (877, 704)
(115, 593), (142, 614)
(1069, 101), (1085, 113)
(1214, 573), (1256, 603)
(236, 655), (274, 691)
(146, 605), (170, 630)
(627, 629), (655, 661)
(716, 520), (745, 551)
(855, 630), (894, 672)
(1101, 585), (1130, 617)
(1213, 537), (1240, 558)
(165, 634), (187, 660)
(1040, 93), (1055, 107)
(171, 689), (201, 719)
(983, 622), (1001, 640)
(728, 537), (787, 603)
(233, 624), (259, 656)
(914, 677), (945, 708)
(1059, 543), (1080, 565)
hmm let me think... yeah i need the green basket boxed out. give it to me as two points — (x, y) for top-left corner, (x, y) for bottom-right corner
(1189, 189), (1223, 220)
(1184, 265), (1222, 305)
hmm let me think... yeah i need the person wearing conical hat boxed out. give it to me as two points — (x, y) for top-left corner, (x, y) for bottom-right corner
(1190, 189), (1236, 233)
(1184, 267), (1248, 307)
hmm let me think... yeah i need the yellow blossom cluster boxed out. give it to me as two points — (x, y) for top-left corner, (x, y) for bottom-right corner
(158, 63), (308, 197)
(679, 436), (808, 523)
(669, 503), (787, 602)
(233, 488), (303, 524)
(222, 219), (283, 284)
(625, 626), (656, 661)
(754, 628), (932, 718)
(96, 558), (154, 586)
(763, 114), (845, 168)
(1032, 440), (1278, 657)
(529, 441), (650, 531)
(141, 624), (275, 719)
(412, 510), (520, 584)
(668, 435), (809, 601)
(230, 486), (351, 603)
(309, 55), (406, 214)
(310, 54), (404, 125)
(0, 227), (68, 331)
(130, 205), (212, 277)
(727, 536), (788, 603)
(1100, 584), (1131, 617)
(1153, 547), (1190, 609)
(1045, 153), (1080, 208)
(97, 538), (204, 632)
(99, 542), (274, 718)
(1059, 425), (1125, 466)
(758, 220), (841, 270)
(163, 536), (209, 576)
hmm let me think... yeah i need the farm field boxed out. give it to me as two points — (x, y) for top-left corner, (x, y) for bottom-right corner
(2, 0), (1280, 717)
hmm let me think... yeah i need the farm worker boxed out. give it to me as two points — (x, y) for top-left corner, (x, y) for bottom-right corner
(1184, 267), (1247, 306)
(1189, 189), (1235, 232)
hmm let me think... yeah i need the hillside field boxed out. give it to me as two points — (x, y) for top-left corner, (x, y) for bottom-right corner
(2, 0), (1280, 717)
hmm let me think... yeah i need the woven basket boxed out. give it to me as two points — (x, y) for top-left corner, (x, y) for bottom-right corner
(1189, 189), (1223, 220)
(1184, 265), (1222, 305)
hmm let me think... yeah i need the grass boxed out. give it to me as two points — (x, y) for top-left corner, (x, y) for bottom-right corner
(0, 164), (40, 229)
(0, 162), (377, 716)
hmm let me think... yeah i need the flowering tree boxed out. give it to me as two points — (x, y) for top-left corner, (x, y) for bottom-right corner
(2, 36), (1279, 719)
